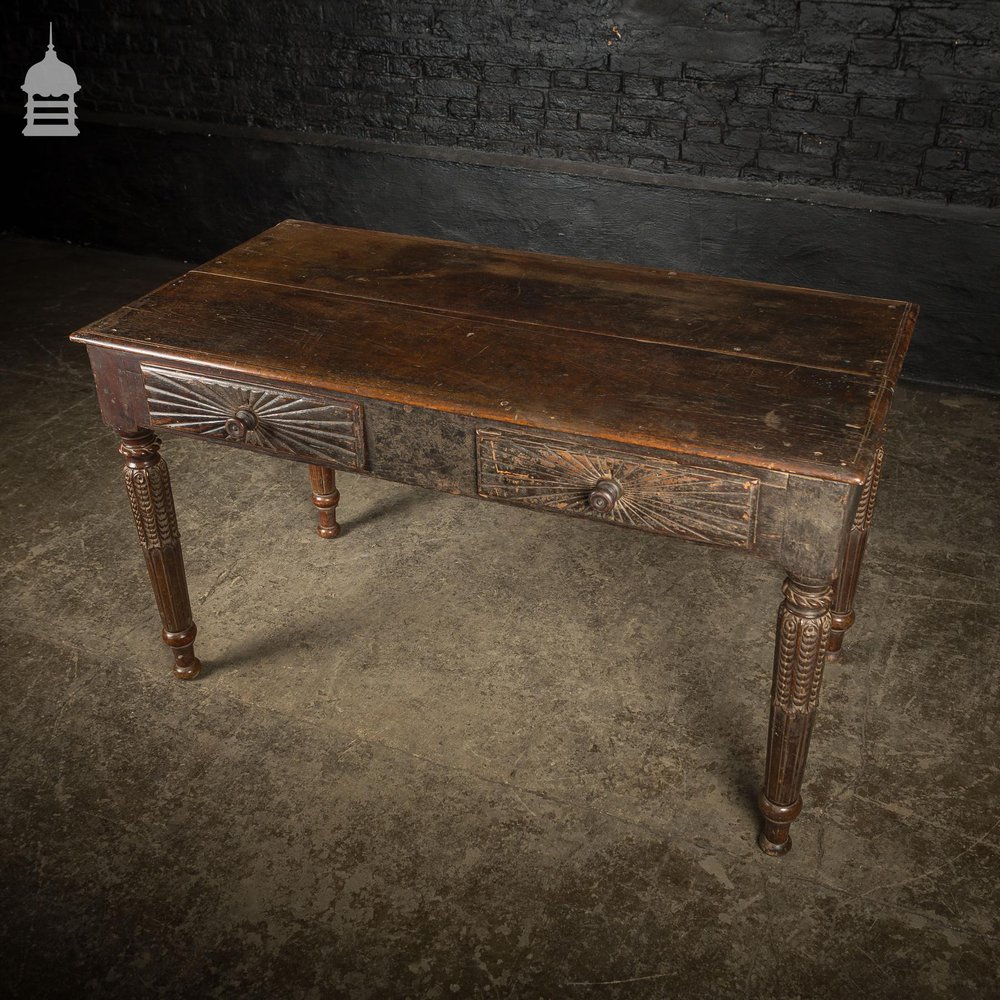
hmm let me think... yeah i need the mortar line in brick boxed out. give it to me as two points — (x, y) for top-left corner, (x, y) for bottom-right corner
(8, 105), (993, 223)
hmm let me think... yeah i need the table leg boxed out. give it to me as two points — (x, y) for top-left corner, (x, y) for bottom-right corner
(828, 446), (884, 660)
(308, 464), (341, 538)
(119, 429), (201, 680)
(758, 576), (833, 856)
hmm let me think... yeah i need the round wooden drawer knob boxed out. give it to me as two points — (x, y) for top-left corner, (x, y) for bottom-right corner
(224, 407), (258, 442)
(588, 478), (622, 513)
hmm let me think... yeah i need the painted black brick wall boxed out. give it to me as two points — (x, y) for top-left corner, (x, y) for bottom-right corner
(5, 1), (1000, 207)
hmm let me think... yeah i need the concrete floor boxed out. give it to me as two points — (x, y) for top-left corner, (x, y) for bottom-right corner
(1, 236), (998, 999)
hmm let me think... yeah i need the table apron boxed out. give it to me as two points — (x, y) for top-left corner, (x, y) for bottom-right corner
(86, 346), (854, 576)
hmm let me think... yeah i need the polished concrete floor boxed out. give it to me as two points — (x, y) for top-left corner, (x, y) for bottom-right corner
(1, 237), (998, 999)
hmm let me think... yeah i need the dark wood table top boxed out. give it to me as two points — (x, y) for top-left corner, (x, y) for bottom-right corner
(73, 219), (917, 485)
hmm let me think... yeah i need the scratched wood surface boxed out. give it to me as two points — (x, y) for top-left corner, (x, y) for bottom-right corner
(72, 219), (917, 484)
(199, 220), (915, 382)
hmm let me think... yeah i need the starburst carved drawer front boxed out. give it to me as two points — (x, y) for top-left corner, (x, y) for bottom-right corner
(476, 429), (759, 548)
(141, 365), (365, 470)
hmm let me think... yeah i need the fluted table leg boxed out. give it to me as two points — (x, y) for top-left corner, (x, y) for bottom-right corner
(119, 429), (201, 680)
(829, 446), (884, 660)
(759, 577), (833, 856)
(309, 464), (341, 538)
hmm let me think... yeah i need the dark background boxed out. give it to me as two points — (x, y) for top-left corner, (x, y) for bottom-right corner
(5, 1), (999, 390)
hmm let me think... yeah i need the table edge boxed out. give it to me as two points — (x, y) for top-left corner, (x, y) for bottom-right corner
(70, 330), (880, 485)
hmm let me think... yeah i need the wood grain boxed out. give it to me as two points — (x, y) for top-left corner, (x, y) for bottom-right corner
(198, 220), (915, 382)
(71, 218), (917, 484)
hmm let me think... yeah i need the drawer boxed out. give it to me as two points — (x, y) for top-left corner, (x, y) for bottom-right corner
(476, 429), (759, 548)
(141, 365), (365, 470)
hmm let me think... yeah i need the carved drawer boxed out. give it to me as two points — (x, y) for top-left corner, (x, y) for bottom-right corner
(141, 365), (365, 470)
(476, 429), (759, 548)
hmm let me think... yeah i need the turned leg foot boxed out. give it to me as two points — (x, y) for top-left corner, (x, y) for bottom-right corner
(309, 464), (341, 538)
(163, 624), (200, 680)
(828, 446), (884, 661)
(826, 612), (853, 661)
(758, 576), (833, 856)
(119, 429), (202, 680)
(758, 794), (801, 856)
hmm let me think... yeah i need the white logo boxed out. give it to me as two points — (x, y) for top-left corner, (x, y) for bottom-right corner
(22, 23), (80, 136)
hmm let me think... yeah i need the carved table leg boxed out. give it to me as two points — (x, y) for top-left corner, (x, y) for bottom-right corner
(308, 464), (341, 538)
(119, 429), (201, 680)
(758, 577), (833, 856)
(828, 446), (884, 661)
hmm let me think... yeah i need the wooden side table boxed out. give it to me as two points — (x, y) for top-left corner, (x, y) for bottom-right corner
(70, 220), (917, 855)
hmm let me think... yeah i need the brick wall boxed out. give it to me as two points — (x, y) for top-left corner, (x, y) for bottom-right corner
(6, 1), (1000, 206)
